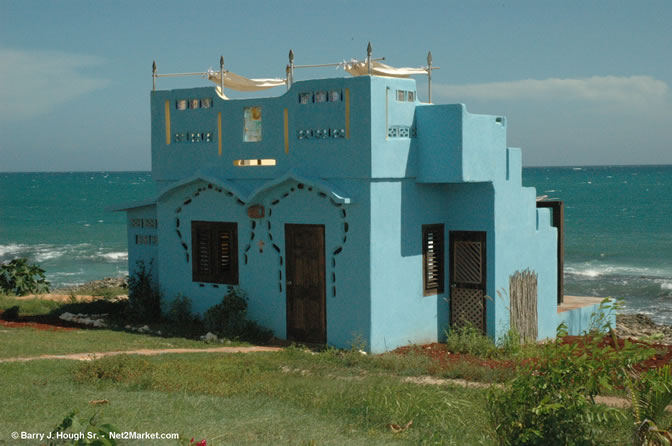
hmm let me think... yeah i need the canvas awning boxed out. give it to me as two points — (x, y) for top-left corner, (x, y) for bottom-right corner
(207, 69), (286, 92)
(343, 60), (428, 78)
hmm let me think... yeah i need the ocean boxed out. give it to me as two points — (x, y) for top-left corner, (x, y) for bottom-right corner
(1, 166), (671, 322)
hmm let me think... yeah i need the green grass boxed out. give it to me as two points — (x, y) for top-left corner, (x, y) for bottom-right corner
(0, 323), (642, 445)
(0, 294), (64, 315)
(0, 326), (241, 359)
(0, 352), (494, 445)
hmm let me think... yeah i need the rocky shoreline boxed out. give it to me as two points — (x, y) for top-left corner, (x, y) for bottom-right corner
(53, 276), (128, 295)
(614, 313), (672, 344)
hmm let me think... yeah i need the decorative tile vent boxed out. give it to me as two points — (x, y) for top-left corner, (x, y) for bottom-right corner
(173, 132), (214, 143)
(298, 90), (342, 104)
(176, 98), (213, 110)
(131, 218), (157, 228)
(387, 126), (416, 139)
(297, 129), (345, 140)
(135, 235), (158, 246)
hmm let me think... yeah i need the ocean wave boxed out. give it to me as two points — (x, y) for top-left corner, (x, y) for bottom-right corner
(98, 252), (128, 261)
(565, 263), (672, 280)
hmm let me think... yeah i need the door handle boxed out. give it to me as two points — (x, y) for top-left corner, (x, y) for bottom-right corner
(287, 281), (293, 286)
(450, 284), (457, 288)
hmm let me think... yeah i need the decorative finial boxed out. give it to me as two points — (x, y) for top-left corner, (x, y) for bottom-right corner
(367, 42), (372, 57)
(152, 60), (156, 72)
(289, 49), (294, 63)
(427, 51), (432, 65)
(220, 56), (224, 68)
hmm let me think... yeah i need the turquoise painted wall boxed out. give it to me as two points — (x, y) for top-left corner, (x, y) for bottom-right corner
(116, 73), (608, 353)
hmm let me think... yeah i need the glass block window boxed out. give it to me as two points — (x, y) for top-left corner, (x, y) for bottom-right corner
(176, 100), (187, 110)
(189, 99), (200, 109)
(143, 218), (157, 229)
(407, 91), (415, 102)
(201, 98), (212, 108)
(315, 91), (327, 103)
(397, 90), (406, 101)
(329, 90), (341, 102)
(299, 92), (312, 104)
(131, 218), (143, 228)
(243, 107), (262, 142)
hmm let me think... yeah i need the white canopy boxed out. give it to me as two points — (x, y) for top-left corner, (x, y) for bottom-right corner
(207, 69), (286, 92)
(343, 60), (428, 78)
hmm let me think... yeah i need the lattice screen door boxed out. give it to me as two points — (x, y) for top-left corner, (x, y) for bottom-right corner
(449, 231), (487, 333)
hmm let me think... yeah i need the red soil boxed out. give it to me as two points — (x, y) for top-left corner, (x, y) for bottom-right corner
(0, 310), (81, 331)
(393, 336), (672, 372)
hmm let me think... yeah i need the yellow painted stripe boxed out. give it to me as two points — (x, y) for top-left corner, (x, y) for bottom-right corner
(164, 100), (171, 145)
(217, 112), (222, 156)
(345, 88), (350, 139)
(283, 108), (289, 154)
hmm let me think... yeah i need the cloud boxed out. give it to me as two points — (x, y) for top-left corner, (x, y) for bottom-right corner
(0, 48), (111, 119)
(434, 75), (669, 108)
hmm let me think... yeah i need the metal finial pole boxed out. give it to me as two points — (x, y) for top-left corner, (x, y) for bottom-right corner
(152, 60), (157, 91)
(367, 42), (372, 75)
(288, 49), (294, 88)
(286, 65), (291, 90)
(219, 56), (225, 93)
(427, 51), (433, 103)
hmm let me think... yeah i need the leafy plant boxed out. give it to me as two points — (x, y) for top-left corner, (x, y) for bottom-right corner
(625, 365), (672, 446)
(0, 258), (50, 296)
(487, 332), (655, 445)
(444, 323), (499, 358)
(203, 287), (272, 343)
(165, 294), (199, 325)
(127, 260), (161, 322)
(49, 409), (119, 445)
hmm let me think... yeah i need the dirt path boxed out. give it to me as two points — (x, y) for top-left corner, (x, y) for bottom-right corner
(0, 346), (284, 363)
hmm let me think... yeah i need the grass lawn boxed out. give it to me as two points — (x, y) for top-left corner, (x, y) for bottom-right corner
(0, 349), (495, 445)
(0, 324), (639, 445)
(0, 326), (230, 359)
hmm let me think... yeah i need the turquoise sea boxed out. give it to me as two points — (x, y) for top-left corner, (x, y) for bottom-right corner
(1, 166), (671, 322)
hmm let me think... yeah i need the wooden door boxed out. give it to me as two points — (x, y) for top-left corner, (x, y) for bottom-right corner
(450, 231), (487, 333)
(285, 224), (326, 344)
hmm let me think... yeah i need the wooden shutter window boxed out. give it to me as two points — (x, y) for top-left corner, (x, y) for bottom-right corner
(192, 221), (238, 284)
(423, 224), (444, 295)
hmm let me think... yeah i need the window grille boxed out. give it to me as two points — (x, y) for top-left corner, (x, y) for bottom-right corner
(423, 224), (444, 295)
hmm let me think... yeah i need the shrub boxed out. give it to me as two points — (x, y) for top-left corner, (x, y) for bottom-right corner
(165, 294), (199, 325)
(0, 258), (50, 296)
(444, 323), (499, 358)
(1, 305), (20, 320)
(203, 287), (272, 343)
(624, 365), (672, 445)
(486, 333), (651, 445)
(127, 261), (161, 322)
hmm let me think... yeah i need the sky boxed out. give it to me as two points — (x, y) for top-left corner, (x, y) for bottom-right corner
(0, 0), (671, 171)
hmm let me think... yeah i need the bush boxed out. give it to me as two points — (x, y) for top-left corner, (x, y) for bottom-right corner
(165, 294), (199, 325)
(0, 258), (50, 296)
(486, 333), (650, 445)
(444, 323), (499, 358)
(203, 287), (272, 343)
(127, 261), (161, 322)
(1, 305), (20, 320)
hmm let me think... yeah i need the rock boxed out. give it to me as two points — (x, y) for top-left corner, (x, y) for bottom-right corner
(615, 314), (672, 344)
(200, 332), (218, 342)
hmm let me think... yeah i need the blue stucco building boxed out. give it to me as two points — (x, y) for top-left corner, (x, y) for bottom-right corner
(114, 68), (608, 352)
